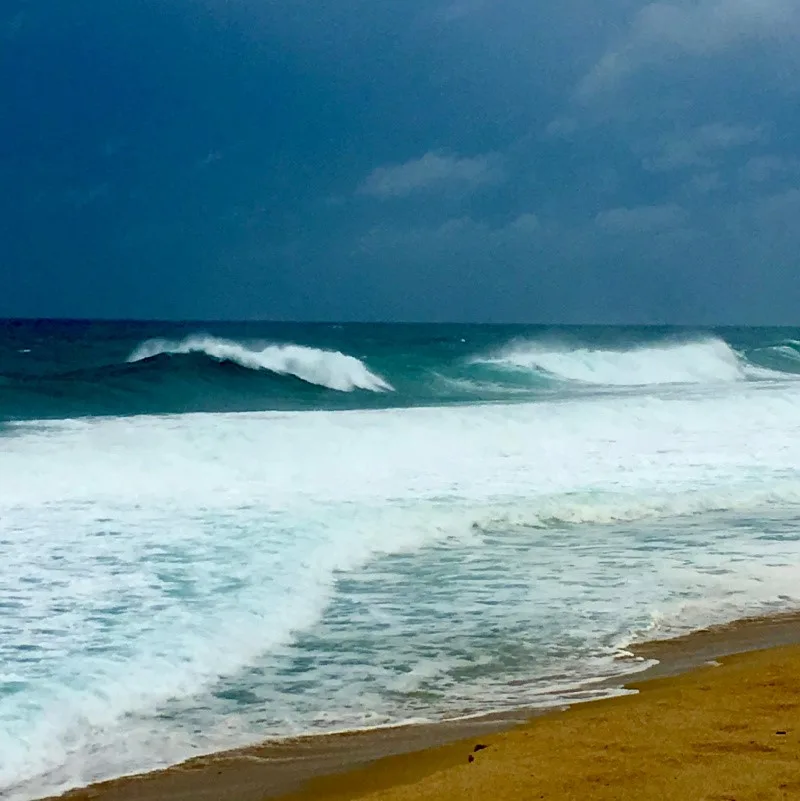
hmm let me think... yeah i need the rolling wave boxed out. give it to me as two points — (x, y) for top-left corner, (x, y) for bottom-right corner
(2, 329), (800, 421)
(128, 335), (393, 392)
(472, 337), (786, 386)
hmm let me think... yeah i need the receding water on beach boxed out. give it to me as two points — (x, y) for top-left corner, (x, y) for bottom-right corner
(2, 321), (800, 800)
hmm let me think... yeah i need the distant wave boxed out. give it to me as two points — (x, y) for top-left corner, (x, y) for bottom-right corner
(128, 335), (393, 393)
(471, 337), (786, 386)
(4, 329), (800, 422)
(745, 339), (800, 375)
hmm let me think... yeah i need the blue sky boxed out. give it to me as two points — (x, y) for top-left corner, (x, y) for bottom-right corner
(2, 0), (799, 322)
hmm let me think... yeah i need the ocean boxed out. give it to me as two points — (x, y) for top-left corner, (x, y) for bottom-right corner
(2, 320), (800, 799)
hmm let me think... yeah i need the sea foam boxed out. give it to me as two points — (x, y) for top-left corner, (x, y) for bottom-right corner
(3, 374), (800, 800)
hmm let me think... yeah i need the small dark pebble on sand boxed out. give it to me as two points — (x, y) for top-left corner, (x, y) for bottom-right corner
(468, 755), (475, 763)
(473, 743), (489, 752)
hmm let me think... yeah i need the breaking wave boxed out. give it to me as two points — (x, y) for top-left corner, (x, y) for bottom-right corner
(3, 328), (800, 421)
(128, 335), (393, 392)
(472, 337), (784, 386)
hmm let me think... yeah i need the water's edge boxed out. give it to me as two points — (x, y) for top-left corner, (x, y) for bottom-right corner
(40, 610), (800, 801)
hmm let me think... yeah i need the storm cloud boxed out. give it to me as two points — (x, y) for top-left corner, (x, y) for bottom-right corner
(1, 0), (799, 322)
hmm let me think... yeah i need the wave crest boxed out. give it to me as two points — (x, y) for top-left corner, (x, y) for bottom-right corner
(128, 335), (393, 393)
(472, 338), (778, 386)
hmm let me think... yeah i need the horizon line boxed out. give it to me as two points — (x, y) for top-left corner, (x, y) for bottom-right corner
(1, 317), (796, 328)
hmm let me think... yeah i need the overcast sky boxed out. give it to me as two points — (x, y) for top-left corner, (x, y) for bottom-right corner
(2, 0), (799, 323)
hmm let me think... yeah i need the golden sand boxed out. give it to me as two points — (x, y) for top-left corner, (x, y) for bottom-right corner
(285, 645), (800, 801)
(51, 616), (800, 801)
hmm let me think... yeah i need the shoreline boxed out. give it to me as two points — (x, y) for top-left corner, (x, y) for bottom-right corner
(37, 609), (800, 801)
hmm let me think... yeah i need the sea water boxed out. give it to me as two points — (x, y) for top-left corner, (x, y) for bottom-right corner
(2, 321), (800, 799)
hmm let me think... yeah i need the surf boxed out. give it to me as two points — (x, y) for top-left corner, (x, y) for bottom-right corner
(470, 337), (786, 386)
(4, 323), (800, 800)
(2, 324), (800, 422)
(128, 335), (394, 392)
(3, 384), (800, 800)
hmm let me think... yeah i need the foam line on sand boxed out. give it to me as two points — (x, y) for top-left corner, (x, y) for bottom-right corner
(46, 612), (800, 801)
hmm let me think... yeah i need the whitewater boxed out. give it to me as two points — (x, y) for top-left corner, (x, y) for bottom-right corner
(127, 335), (394, 392)
(2, 322), (800, 800)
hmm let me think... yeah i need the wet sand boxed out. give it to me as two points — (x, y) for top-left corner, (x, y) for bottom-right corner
(49, 612), (800, 801)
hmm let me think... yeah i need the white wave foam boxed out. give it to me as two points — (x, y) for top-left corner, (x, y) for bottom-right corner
(474, 337), (777, 386)
(4, 382), (800, 798)
(764, 344), (800, 364)
(128, 335), (393, 393)
(630, 585), (800, 646)
(475, 483), (800, 531)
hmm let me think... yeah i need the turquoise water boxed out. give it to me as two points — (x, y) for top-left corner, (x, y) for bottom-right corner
(2, 322), (800, 798)
(3, 321), (800, 419)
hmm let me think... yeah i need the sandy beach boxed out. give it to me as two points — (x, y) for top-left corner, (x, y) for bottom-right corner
(44, 612), (800, 801)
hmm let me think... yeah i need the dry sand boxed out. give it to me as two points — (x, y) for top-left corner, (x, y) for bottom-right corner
(51, 613), (800, 801)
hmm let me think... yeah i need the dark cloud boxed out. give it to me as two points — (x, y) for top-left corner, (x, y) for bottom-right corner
(1, 0), (799, 321)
